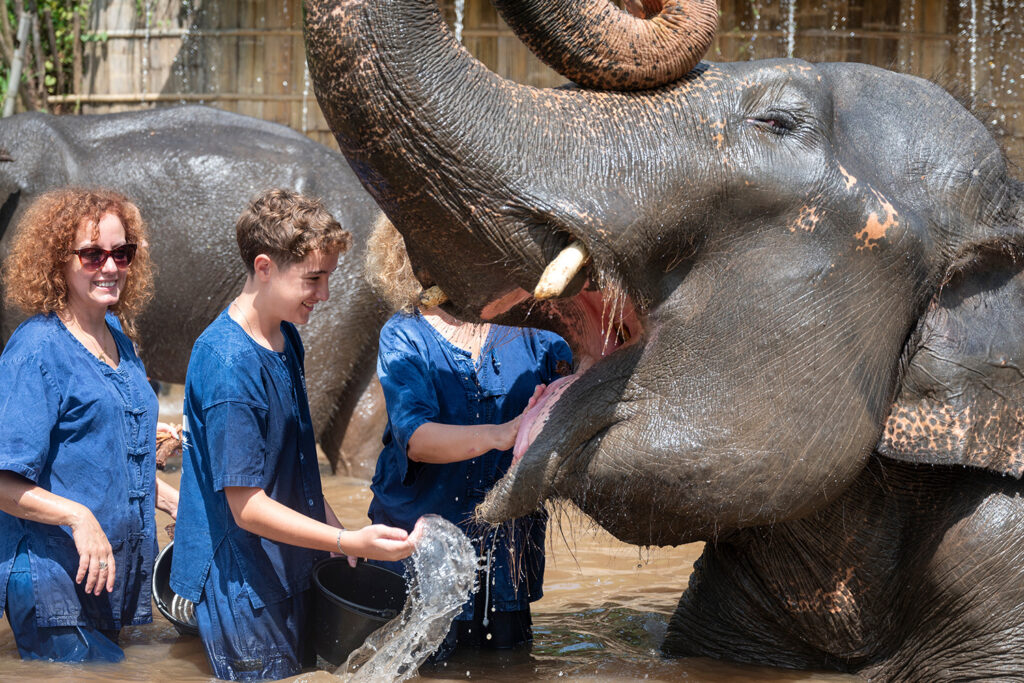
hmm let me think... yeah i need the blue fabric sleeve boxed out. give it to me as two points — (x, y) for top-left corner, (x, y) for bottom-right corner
(377, 329), (439, 482)
(206, 400), (270, 491)
(0, 354), (60, 483)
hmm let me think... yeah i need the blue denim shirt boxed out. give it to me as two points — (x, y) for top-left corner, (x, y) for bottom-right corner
(368, 312), (571, 619)
(0, 313), (158, 629)
(170, 309), (327, 608)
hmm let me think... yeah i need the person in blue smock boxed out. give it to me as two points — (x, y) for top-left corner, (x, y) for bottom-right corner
(364, 216), (573, 659)
(0, 188), (179, 662)
(170, 190), (415, 682)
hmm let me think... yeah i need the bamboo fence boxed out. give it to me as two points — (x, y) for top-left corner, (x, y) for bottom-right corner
(24, 0), (1024, 161)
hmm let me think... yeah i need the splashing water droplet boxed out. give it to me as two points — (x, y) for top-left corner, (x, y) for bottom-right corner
(338, 515), (478, 681)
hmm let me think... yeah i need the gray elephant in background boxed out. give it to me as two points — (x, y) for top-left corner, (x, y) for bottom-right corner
(0, 106), (389, 475)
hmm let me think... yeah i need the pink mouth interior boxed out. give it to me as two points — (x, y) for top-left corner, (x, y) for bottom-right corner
(513, 373), (578, 464)
(507, 283), (642, 467)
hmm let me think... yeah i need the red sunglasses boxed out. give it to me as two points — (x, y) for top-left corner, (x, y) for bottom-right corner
(71, 244), (138, 270)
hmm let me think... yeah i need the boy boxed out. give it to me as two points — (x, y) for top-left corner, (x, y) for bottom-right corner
(170, 189), (415, 681)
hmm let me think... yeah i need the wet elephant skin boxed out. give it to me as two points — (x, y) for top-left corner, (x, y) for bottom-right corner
(304, 0), (1024, 679)
(0, 106), (390, 471)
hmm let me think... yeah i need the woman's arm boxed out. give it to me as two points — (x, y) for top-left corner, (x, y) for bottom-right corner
(406, 384), (546, 464)
(224, 486), (415, 562)
(407, 420), (520, 463)
(156, 476), (179, 519)
(0, 470), (116, 595)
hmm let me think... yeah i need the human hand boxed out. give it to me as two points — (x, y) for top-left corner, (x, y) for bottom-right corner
(495, 384), (548, 450)
(339, 524), (415, 563)
(68, 505), (115, 595)
(156, 422), (181, 440)
(156, 423), (183, 470)
(524, 384), (546, 413)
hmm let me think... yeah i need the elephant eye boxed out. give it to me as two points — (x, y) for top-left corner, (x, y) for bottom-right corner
(746, 113), (797, 135)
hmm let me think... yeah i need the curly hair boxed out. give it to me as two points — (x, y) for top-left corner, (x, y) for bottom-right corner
(3, 187), (153, 341)
(236, 188), (352, 273)
(364, 213), (423, 313)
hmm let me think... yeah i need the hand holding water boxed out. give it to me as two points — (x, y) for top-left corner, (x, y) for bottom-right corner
(338, 524), (415, 563)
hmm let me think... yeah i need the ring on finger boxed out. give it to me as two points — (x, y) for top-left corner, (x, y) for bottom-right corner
(98, 560), (108, 570)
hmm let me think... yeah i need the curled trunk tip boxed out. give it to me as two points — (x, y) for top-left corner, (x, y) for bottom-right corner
(491, 0), (718, 91)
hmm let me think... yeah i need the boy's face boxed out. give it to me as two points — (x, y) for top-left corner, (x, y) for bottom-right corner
(264, 249), (340, 325)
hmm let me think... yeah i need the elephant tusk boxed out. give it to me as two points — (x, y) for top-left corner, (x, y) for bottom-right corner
(533, 241), (589, 300)
(419, 285), (449, 308)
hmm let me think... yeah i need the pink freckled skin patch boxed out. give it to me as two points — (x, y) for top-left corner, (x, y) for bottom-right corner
(855, 194), (898, 251)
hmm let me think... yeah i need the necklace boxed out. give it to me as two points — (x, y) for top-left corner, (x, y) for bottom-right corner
(63, 315), (114, 366)
(231, 300), (258, 341)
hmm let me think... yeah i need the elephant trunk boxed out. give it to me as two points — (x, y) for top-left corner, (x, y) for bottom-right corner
(304, 0), (527, 310)
(304, 0), (704, 312)
(490, 0), (718, 90)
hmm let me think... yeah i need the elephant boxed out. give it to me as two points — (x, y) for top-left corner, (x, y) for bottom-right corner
(0, 106), (390, 476)
(303, 0), (1024, 679)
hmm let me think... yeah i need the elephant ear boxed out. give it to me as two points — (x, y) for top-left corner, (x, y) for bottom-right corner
(878, 247), (1024, 477)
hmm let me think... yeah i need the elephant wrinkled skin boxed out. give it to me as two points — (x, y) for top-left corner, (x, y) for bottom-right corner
(0, 106), (389, 474)
(305, 0), (1024, 679)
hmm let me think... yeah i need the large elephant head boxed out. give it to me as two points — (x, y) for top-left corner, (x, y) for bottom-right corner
(305, 0), (1024, 547)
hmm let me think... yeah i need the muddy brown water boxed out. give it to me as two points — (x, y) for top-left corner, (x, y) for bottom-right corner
(0, 389), (857, 681)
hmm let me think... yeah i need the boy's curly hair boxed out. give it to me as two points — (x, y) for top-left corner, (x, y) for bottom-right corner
(364, 213), (423, 313)
(3, 187), (153, 341)
(235, 189), (351, 273)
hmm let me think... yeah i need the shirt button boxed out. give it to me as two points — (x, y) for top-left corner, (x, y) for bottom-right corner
(299, 454), (304, 461)
(308, 499), (314, 507)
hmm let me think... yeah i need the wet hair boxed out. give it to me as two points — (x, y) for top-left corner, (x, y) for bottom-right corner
(364, 213), (423, 313)
(235, 188), (351, 274)
(3, 187), (153, 341)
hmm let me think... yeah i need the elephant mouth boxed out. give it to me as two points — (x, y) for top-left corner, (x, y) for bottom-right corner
(511, 282), (642, 465)
(476, 269), (645, 522)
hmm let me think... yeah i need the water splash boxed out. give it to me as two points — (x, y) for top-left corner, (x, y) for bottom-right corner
(338, 515), (478, 682)
(140, 0), (154, 103)
(784, 0), (796, 58)
(454, 0), (466, 45)
(302, 59), (311, 134)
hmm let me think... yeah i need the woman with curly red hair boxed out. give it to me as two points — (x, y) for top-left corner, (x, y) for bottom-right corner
(0, 187), (177, 662)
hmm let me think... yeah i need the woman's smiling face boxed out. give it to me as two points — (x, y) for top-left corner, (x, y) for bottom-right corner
(63, 212), (129, 316)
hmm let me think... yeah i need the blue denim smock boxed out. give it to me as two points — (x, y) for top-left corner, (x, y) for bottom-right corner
(0, 312), (158, 631)
(368, 311), (571, 620)
(170, 309), (327, 611)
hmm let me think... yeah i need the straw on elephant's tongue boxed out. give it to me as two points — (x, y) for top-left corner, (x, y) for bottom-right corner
(513, 374), (579, 464)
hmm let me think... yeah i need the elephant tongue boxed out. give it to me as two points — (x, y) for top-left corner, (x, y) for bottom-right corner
(513, 373), (579, 465)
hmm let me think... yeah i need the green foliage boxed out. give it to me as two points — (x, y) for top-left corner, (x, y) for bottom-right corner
(1, 1), (104, 111)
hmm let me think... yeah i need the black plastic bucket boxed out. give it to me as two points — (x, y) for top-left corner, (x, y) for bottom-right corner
(311, 557), (407, 666)
(151, 541), (199, 636)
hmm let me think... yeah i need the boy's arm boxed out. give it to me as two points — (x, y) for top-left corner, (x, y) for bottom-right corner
(323, 498), (360, 567)
(224, 486), (415, 562)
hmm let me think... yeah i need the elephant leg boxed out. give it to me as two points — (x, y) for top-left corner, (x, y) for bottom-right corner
(665, 542), (857, 673)
(859, 487), (1024, 682)
(664, 458), (1024, 681)
(317, 349), (380, 475)
(336, 375), (387, 480)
